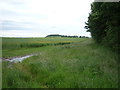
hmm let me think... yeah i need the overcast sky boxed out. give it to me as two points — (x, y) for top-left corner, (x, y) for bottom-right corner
(0, 0), (94, 37)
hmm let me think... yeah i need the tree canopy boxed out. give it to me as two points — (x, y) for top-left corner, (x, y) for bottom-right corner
(85, 2), (120, 52)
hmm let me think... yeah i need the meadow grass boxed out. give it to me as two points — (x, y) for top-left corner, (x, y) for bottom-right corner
(2, 38), (118, 88)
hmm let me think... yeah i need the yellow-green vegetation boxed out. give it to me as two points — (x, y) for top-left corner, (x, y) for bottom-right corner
(2, 37), (86, 57)
(2, 37), (118, 88)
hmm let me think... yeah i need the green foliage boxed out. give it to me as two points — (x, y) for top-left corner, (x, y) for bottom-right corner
(46, 34), (79, 38)
(2, 39), (118, 88)
(85, 2), (120, 53)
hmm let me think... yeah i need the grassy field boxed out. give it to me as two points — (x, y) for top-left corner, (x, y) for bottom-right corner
(2, 37), (118, 88)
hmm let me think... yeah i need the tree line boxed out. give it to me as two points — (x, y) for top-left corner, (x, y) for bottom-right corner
(85, 2), (120, 53)
(46, 34), (89, 38)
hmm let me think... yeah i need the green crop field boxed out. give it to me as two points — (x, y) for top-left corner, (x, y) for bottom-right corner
(2, 37), (118, 88)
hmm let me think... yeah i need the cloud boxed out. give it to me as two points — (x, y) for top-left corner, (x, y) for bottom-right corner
(2, 20), (33, 30)
(1, 0), (94, 37)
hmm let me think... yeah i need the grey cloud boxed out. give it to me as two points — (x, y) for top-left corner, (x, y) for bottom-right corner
(2, 20), (32, 30)
(2, 9), (20, 16)
(2, 8), (48, 20)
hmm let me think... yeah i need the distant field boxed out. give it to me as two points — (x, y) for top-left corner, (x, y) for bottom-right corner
(2, 37), (87, 58)
(2, 37), (118, 88)
(2, 37), (87, 50)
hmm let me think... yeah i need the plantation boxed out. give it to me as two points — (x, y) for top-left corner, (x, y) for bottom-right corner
(2, 37), (118, 88)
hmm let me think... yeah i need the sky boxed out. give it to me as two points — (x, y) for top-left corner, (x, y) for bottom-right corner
(0, 0), (94, 37)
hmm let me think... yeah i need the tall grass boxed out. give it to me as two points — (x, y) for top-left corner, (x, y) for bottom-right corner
(2, 38), (118, 88)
